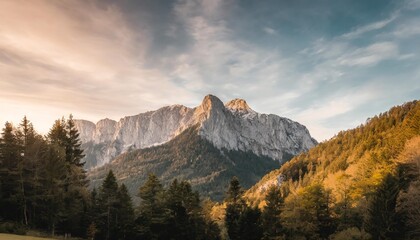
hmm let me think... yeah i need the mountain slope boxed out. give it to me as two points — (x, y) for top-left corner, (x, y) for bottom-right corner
(245, 100), (420, 207)
(76, 95), (317, 169)
(88, 126), (279, 201)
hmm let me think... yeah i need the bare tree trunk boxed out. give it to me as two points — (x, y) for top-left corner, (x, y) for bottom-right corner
(20, 170), (28, 225)
(52, 222), (55, 237)
(107, 203), (110, 240)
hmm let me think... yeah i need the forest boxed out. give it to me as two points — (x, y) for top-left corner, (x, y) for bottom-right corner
(1, 99), (420, 240)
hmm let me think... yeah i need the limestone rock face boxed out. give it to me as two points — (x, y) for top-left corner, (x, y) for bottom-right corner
(75, 95), (317, 168)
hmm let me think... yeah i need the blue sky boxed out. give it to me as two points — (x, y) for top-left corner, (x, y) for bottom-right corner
(0, 0), (419, 141)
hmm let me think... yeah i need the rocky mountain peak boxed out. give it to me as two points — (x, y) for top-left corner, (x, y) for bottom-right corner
(97, 118), (117, 127)
(200, 94), (225, 111)
(225, 98), (254, 114)
(76, 94), (317, 168)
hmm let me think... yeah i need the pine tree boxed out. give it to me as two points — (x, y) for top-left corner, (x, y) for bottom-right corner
(37, 142), (67, 236)
(86, 188), (100, 239)
(0, 122), (20, 221)
(226, 176), (244, 204)
(365, 174), (401, 239)
(48, 118), (67, 147)
(225, 177), (245, 240)
(239, 206), (263, 240)
(97, 170), (119, 240)
(164, 179), (209, 240)
(48, 115), (89, 237)
(262, 186), (284, 239)
(15, 116), (38, 225)
(116, 184), (135, 239)
(136, 173), (167, 239)
(65, 114), (85, 167)
(164, 179), (192, 240)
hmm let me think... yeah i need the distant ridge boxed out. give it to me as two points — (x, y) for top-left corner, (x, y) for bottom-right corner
(75, 94), (317, 169)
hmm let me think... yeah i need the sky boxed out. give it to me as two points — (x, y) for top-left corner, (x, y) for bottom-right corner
(0, 0), (419, 141)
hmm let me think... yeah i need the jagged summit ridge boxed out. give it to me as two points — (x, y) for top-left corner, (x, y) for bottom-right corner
(225, 98), (255, 114)
(75, 94), (317, 168)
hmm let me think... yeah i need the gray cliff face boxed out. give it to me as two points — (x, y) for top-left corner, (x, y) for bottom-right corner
(197, 96), (317, 161)
(75, 95), (317, 168)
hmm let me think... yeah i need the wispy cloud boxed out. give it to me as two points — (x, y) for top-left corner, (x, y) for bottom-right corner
(392, 18), (420, 38)
(337, 42), (399, 66)
(0, 0), (196, 132)
(263, 27), (277, 35)
(405, 0), (420, 10)
(341, 14), (398, 39)
(169, 0), (294, 100)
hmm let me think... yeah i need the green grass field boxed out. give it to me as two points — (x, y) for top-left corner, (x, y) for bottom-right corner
(0, 233), (55, 240)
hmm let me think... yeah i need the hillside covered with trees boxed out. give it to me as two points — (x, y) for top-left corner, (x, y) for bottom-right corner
(240, 100), (420, 239)
(88, 126), (279, 202)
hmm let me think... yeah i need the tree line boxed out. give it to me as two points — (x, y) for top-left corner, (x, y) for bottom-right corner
(242, 100), (420, 239)
(0, 116), (88, 237)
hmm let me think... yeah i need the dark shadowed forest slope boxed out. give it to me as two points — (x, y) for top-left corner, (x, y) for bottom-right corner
(88, 126), (280, 201)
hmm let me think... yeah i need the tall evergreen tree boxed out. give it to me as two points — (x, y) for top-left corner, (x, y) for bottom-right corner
(15, 116), (38, 225)
(225, 177), (263, 240)
(225, 177), (245, 240)
(136, 173), (167, 240)
(48, 118), (67, 147)
(65, 114), (85, 167)
(47, 115), (89, 237)
(262, 186), (284, 239)
(365, 173), (401, 239)
(97, 170), (119, 240)
(164, 179), (213, 240)
(116, 184), (135, 240)
(239, 206), (263, 240)
(226, 176), (244, 204)
(0, 122), (20, 221)
(164, 179), (193, 240)
(37, 143), (67, 236)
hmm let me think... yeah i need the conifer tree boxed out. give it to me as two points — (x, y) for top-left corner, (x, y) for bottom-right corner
(136, 173), (167, 239)
(48, 115), (89, 237)
(164, 179), (192, 240)
(165, 179), (210, 240)
(262, 186), (284, 239)
(16, 116), (38, 225)
(117, 184), (135, 239)
(0, 122), (20, 221)
(365, 174), (401, 239)
(97, 170), (119, 240)
(65, 114), (85, 167)
(48, 118), (67, 147)
(37, 142), (67, 236)
(225, 177), (245, 240)
(226, 176), (244, 204)
(239, 206), (263, 240)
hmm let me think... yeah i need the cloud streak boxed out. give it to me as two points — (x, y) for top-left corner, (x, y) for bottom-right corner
(0, 0), (196, 133)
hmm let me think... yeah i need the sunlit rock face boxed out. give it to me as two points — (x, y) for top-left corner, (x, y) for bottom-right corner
(75, 94), (317, 168)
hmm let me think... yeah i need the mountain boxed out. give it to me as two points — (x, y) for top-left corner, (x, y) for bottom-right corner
(75, 95), (317, 169)
(201, 99), (420, 238)
(88, 126), (281, 201)
(244, 100), (420, 208)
